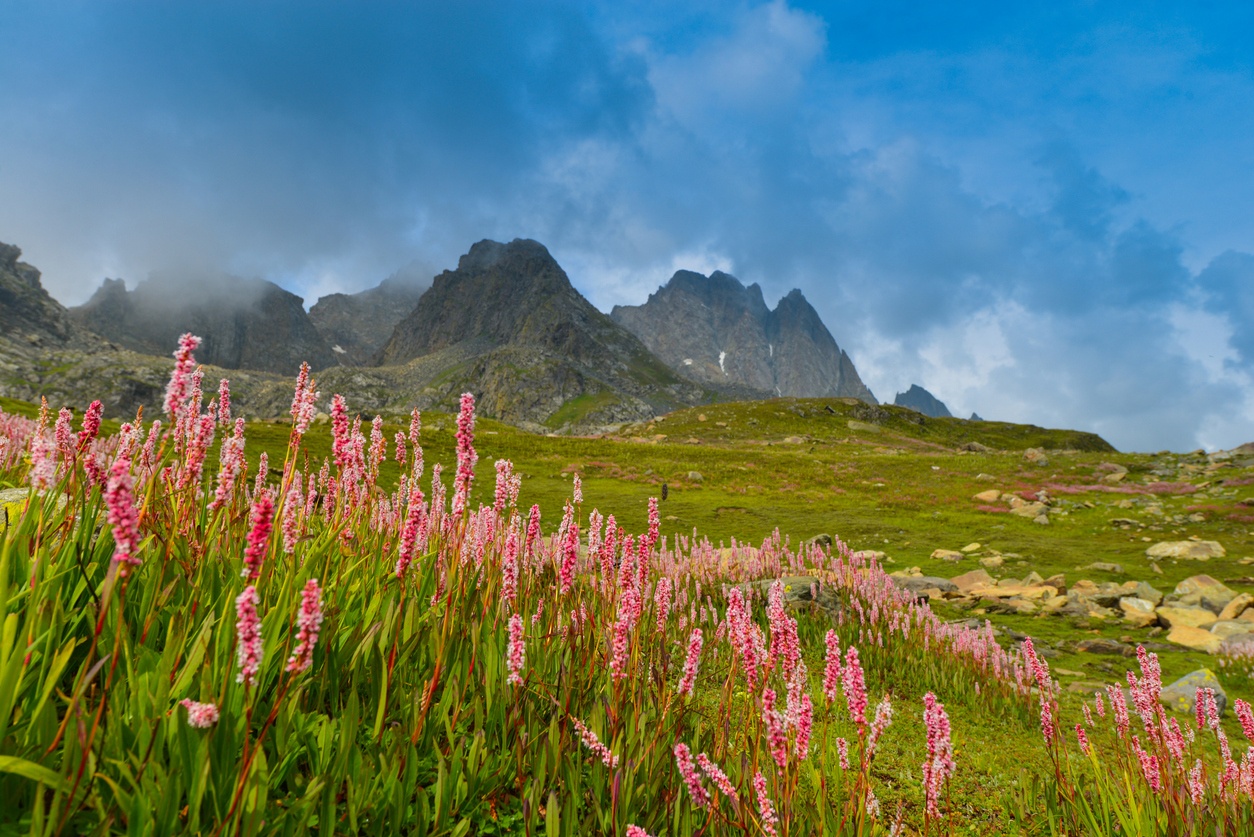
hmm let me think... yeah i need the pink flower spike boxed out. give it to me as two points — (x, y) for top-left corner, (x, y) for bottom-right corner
(674, 743), (710, 809)
(506, 613), (525, 686)
(753, 771), (779, 837)
(451, 392), (477, 518)
(285, 579), (324, 674)
(678, 628), (703, 697)
(1235, 698), (1254, 742)
(625, 827), (654, 837)
(696, 752), (738, 801)
(235, 586), (263, 687)
(822, 629), (842, 704)
(105, 458), (142, 574)
(571, 718), (619, 768)
(842, 646), (868, 727)
(241, 490), (274, 581)
(180, 699), (220, 728)
(77, 400), (103, 452)
(163, 333), (201, 418)
(1075, 724), (1090, 756)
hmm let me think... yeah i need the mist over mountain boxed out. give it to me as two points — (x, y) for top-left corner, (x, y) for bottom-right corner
(610, 270), (876, 403)
(70, 273), (337, 376)
(894, 384), (952, 419)
(308, 263), (431, 365)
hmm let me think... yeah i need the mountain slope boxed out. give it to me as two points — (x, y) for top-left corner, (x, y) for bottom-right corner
(308, 264), (430, 365)
(610, 270), (877, 403)
(71, 273), (337, 375)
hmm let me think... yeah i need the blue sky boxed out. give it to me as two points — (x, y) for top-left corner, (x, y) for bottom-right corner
(1, 1), (1252, 451)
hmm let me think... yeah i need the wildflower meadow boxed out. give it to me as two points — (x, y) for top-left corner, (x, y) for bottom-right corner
(0, 335), (1251, 835)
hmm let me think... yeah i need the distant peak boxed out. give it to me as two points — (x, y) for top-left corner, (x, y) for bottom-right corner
(457, 238), (553, 273)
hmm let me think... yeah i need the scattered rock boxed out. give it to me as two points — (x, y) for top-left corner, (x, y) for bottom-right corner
(806, 533), (834, 549)
(1167, 576), (1238, 614)
(931, 549), (964, 562)
(1165, 626), (1224, 654)
(1024, 448), (1049, 466)
(1218, 593), (1254, 621)
(980, 556), (1005, 569)
(950, 569), (994, 593)
(961, 542), (983, 553)
(960, 441), (991, 452)
(891, 576), (959, 596)
(1156, 606), (1218, 630)
(1119, 597), (1159, 628)
(1209, 620), (1254, 641)
(1075, 638), (1134, 656)
(1159, 670), (1227, 716)
(687, 471), (704, 482)
(1043, 574), (1066, 593)
(975, 473), (996, 481)
(1085, 562), (1124, 574)
(1146, 540), (1226, 561)
(972, 489), (1001, 502)
(1010, 502), (1048, 519)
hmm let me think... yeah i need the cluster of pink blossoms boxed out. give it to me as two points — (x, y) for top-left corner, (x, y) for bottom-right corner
(921, 692), (955, 819)
(506, 613), (525, 685)
(450, 392), (477, 517)
(571, 718), (619, 768)
(285, 579), (324, 674)
(104, 458), (141, 574)
(241, 490), (274, 581)
(163, 333), (201, 418)
(235, 586), (263, 687)
(180, 699), (220, 728)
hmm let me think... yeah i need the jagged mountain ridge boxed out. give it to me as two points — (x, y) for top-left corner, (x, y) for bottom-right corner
(609, 270), (877, 403)
(894, 384), (952, 418)
(375, 239), (707, 426)
(70, 273), (338, 376)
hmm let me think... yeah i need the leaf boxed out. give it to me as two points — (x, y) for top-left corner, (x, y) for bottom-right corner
(0, 755), (67, 790)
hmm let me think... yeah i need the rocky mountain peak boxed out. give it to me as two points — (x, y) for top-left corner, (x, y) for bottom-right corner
(894, 384), (952, 418)
(610, 270), (876, 403)
(0, 241), (80, 344)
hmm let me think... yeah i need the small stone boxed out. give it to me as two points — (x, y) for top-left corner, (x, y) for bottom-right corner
(1075, 638), (1134, 656)
(806, 533), (834, 549)
(931, 549), (965, 562)
(697, 414), (707, 422)
(687, 471), (704, 482)
(979, 556), (1005, 569)
(961, 542), (983, 553)
(1044, 574), (1066, 593)
(976, 473), (996, 481)
(1022, 571), (1045, 586)
(1085, 562), (1124, 574)
(1167, 575), (1238, 614)
(1165, 626), (1224, 654)
(891, 576), (959, 596)
(1024, 447), (1050, 466)
(1159, 670), (1227, 716)
(950, 569), (994, 592)
(973, 489), (1001, 502)
(1146, 540), (1226, 561)
(1033, 514), (1050, 525)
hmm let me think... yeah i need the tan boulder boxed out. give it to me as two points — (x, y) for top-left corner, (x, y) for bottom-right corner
(931, 549), (964, 562)
(1218, 593), (1254, 621)
(1010, 502), (1048, 518)
(950, 569), (994, 592)
(1119, 597), (1159, 628)
(980, 556), (1005, 569)
(961, 542), (983, 553)
(1146, 540), (1226, 561)
(973, 489), (1001, 503)
(1166, 626), (1224, 654)
(1167, 576), (1239, 614)
(1240, 608), (1254, 623)
(1157, 606), (1217, 630)
(970, 584), (1058, 601)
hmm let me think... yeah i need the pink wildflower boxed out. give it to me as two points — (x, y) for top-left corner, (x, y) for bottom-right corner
(762, 688), (789, 772)
(241, 490), (274, 581)
(1075, 724), (1090, 756)
(678, 628), (703, 697)
(330, 395), (351, 467)
(501, 520), (520, 606)
(1133, 736), (1161, 793)
(55, 408), (73, 460)
(217, 379), (232, 425)
(696, 753), (738, 801)
(180, 699), (220, 728)
(451, 392), (477, 518)
(795, 693), (814, 760)
(281, 476), (302, 554)
(571, 718), (619, 768)
(822, 629), (842, 703)
(753, 772), (778, 837)
(288, 363), (319, 439)
(163, 333), (201, 418)
(506, 613), (525, 685)
(644, 496), (660, 553)
(285, 579), (323, 673)
(1189, 759), (1205, 805)
(1108, 684), (1131, 739)
(867, 694), (893, 758)
(105, 458), (142, 574)
(77, 400), (103, 452)
(654, 577), (672, 632)
(922, 692), (956, 820)
(559, 502), (578, 595)
(524, 504), (542, 561)
(1235, 698), (1254, 742)
(395, 484), (426, 579)
(571, 473), (582, 505)
(609, 613), (631, 680)
(674, 743), (710, 808)
(836, 737), (850, 770)
(842, 646), (868, 727)
(624, 828), (653, 837)
(235, 586), (263, 686)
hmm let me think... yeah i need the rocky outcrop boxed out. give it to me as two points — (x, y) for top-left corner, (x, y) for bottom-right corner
(894, 384), (952, 418)
(375, 239), (707, 428)
(0, 242), (80, 346)
(308, 264), (430, 366)
(71, 273), (337, 376)
(609, 270), (876, 403)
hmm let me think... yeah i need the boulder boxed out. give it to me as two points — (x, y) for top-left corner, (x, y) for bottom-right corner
(806, 533), (834, 549)
(1211, 620), (1254, 640)
(1167, 576), (1239, 614)
(1159, 670), (1227, 717)
(982, 597), (1038, 615)
(1218, 593), (1254, 621)
(687, 471), (704, 482)
(931, 549), (964, 562)
(1165, 626), (1224, 654)
(1043, 574), (1067, 594)
(980, 556), (1005, 569)
(1075, 638), (1134, 656)
(972, 489), (1002, 503)
(1024, 448), (1049, 466)
(961, 542), (983, 553)
(950, 569), (994, 593)
(1146, 540), (1226, 561)
(1010, 502), (1048, 519)
(1056, 593), (1115, 620)
(1156, 606), (1218, 630)
(1085, 562), (1124, 574)
(1119, 597), (1159, 628)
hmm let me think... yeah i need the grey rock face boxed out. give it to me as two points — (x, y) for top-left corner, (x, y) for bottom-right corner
(70, 273), (338, 375)
(0, 242), (79, 345)
(308, 264), (430, 366)
(894, 384), (952, 418)
(609, 271), (877, 403)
